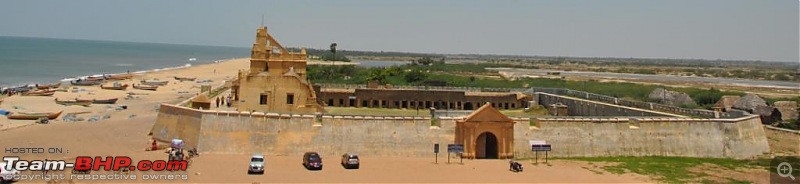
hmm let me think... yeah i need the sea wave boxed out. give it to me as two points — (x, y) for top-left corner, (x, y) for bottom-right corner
(114, 63), (135, 67)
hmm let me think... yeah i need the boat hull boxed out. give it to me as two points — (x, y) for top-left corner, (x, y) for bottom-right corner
(8, 111), (63, 120)
(100, 84), (129, 90)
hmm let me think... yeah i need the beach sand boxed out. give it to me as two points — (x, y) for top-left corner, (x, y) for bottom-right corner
(0, 58), (652, 183)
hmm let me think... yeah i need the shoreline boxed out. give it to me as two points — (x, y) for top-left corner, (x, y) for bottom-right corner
(0, 58), (239, 89)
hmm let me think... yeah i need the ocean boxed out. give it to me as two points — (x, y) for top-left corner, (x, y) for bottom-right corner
(0, 36), (247, 88)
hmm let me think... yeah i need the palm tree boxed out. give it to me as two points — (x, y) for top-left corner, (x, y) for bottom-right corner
(330, 43), (337, 65)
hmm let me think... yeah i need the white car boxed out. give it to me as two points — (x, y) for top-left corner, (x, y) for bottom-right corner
(0, 162), (20, 182)
(248, 154), (265, 174)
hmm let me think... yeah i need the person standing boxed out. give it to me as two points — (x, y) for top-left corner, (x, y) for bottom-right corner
(216, 97), (221, 108)
(226, 95), (232, 107)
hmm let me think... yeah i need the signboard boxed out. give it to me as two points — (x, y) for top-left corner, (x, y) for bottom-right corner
(348, 96), (357, 99)
(532, 144), (552, 151)
(529, 140), (546, 146)
(434, 144), (440, 153)
(447, 144), (464, 153)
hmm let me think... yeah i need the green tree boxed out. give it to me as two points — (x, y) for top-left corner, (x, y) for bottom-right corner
(415, 57), (435, 65)
(367, 68), (389, 83)
(404, 70), (427, 83)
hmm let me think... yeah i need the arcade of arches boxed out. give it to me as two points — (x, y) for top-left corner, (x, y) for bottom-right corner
(455, 103), (516, 159)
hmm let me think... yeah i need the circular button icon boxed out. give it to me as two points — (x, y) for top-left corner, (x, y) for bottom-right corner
(778, 162), (795, 180)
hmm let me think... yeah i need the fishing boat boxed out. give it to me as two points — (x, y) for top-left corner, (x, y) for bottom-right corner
(70, 79), (102, 86)
(7, 111), (63, 120)
(133, 84), (158, 91)
(91, 98), (118, 104)
(86, 75), (107, 81)
(174, 76), (197, 82)
(55, 98), (92, 106)
(107, 73), (134, 80)
(141, 80), (169, 86)
(100, 84), (129, 90)
(22, 90), (56, 96)
(36, 83), (61, 90)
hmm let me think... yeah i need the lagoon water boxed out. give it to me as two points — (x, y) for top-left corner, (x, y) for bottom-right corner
(0, 36), (247, 88)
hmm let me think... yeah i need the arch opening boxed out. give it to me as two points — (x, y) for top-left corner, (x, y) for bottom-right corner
(476, 132), (498, 159)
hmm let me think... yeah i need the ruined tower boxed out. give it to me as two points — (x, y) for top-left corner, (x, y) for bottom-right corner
(232, 26), (323, 114)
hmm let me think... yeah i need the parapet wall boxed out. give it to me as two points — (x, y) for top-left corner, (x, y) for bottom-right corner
(152, 104), (769, 159)
(152, 104), (454, 157)
(513, 116), (769, 159)
(535, 92), (684, 117)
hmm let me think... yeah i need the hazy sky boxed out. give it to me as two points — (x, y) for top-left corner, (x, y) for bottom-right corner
(1, 0), (797, 62)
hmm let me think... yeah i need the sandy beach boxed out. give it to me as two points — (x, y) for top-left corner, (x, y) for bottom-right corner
(0, 58), (656, 183)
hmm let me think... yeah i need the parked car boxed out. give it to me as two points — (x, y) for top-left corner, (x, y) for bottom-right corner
(248, 154), (265, 174)
(303, 152), (323, 170)
(0, 162), (20, 182)
(341, 153), (360, 169)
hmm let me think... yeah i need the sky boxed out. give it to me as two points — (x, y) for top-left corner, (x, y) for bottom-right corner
(0, 0), (797, 62)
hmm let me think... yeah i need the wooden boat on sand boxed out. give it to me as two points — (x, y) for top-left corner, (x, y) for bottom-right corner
(55, 98), (92, 106)
(100, 84), (129, 90)
(141, 80), (168, 86)
(107, 73), (134, 80)
(36, 83), (61, 90)
(8, 111), (63, 120)
(71, 80), (102, 86)
(91, 98), (118, 104)
(174, 76), (197, 82)
(22, 90), (56, 96)
(133, 84), (158, 91)
(86, 76), (107, 81)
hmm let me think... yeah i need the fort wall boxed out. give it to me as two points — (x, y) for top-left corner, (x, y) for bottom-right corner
(152, 103), (769, 159)
(514, 116), (769, 159)
(534, 92), (685, 117)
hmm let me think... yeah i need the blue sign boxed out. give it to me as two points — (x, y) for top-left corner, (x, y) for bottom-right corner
(532, 144), (552, 151)
(447, 144), (464, 153)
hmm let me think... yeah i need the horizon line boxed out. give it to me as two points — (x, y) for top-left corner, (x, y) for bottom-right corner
(2, 35), (797, 63)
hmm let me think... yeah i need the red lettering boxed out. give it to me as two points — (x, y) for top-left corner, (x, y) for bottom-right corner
(151, 160), (166, 171)
(112, 156), (132, 171)
(74, 156), (92, 171)
(137, 160), (151, 171)
(166, 160), (188, 171)
(92, 156), (113, 171)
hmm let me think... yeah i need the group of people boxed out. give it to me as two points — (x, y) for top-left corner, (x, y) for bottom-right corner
(215, 94), (233, 108)
(1, 86), (30, 96)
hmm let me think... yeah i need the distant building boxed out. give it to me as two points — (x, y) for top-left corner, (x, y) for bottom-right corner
(647, 88), (696, 107)
(231, 26), (324, 114)
(754, 106), (781, 124)
(774, 101), (799, 121)
(713, 95), (741, 112)
(732, 94), (767, 113)
(316, 87), (530, 110)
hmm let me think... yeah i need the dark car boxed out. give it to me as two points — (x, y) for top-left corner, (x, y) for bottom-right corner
(341, 153), (360, 169)
(303, 152), (323, 170)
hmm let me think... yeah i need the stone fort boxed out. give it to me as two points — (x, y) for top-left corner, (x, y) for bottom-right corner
(150, 27), (770, 159)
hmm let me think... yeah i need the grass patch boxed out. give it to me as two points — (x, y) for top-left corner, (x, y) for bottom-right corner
(208, 86), (230, 99)
(557, 156), (769, 183)
(431, 118), (439, 127)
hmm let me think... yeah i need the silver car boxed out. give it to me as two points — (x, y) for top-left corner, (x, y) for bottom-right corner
(248, 154), (265, 174)
(341, 153), (360, 169)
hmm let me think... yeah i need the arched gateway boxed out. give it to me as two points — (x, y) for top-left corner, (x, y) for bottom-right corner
(455, 103), (516, 159)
